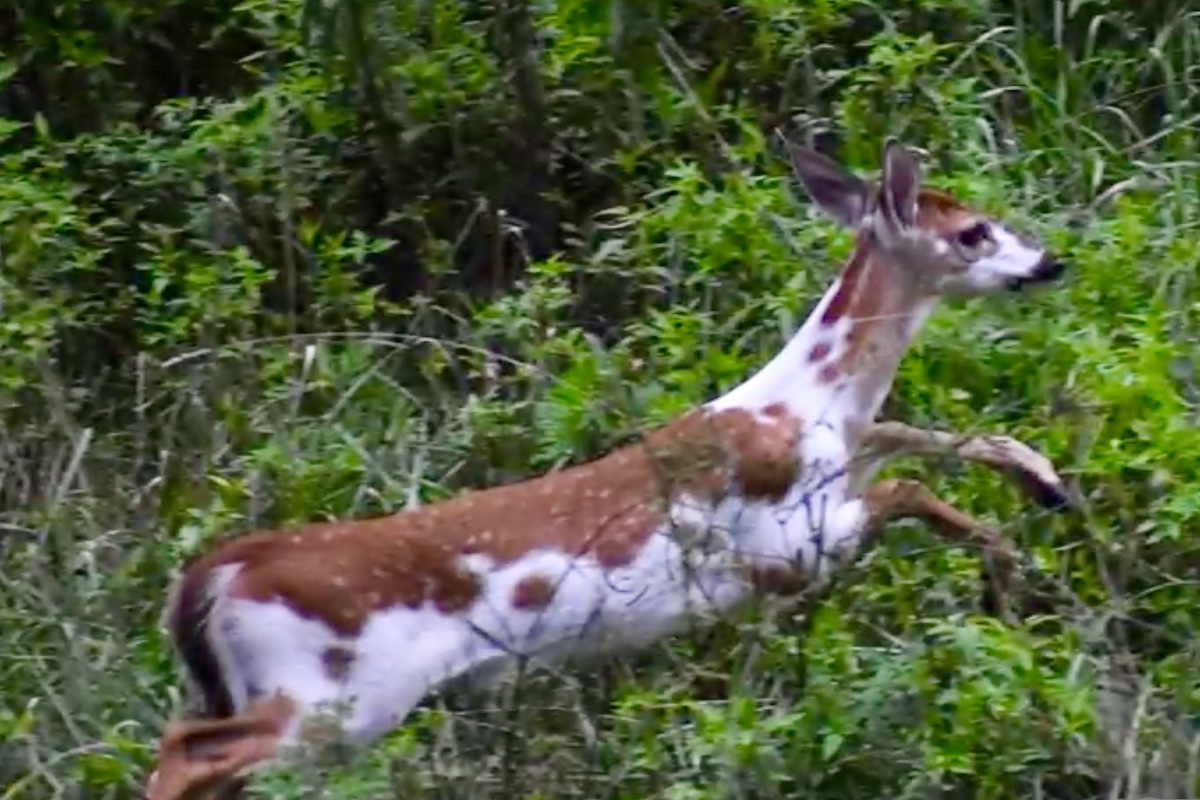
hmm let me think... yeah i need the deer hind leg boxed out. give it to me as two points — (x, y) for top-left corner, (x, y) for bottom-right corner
(146, 693), (297, 800)
(145, 600), (500, 800)
(145, 598), (403, 800)
(858, 421), (1070, 510)
(146, 685), (389, 800)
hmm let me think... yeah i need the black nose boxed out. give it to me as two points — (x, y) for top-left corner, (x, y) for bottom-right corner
(1033, 257), (1067, 282)
(1008, 256), (1066, 291)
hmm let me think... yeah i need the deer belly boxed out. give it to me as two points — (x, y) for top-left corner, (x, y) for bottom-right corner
(461, 538), (751, 663)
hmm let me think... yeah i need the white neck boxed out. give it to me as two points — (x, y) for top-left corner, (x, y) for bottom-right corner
(708, 239), (938, 435)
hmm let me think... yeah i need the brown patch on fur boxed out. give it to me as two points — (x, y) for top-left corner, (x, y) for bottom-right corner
(820, 239), (869, 325)
(820, 237), (896, 336)
(915, 188), (977, 234)
(171, 407), (806, 637)
(512, 574), (557, 610)
(817, 363), (841, 384)
(807, 341), (832, 362)
(321, 646), (355, 682)
(746, 563), (808, 596)
(728, 404), (804, 501)
(760, 402), (789, 418)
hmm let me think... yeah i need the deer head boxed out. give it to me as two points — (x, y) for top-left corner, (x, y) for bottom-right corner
(787, 138), (1066, 297)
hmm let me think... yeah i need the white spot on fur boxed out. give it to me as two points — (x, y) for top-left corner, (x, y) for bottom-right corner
(667, 492), (720, 549)
(459, 553), (496, 576)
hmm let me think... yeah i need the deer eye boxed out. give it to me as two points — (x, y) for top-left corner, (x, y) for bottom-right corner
(956, 223), (990, 250)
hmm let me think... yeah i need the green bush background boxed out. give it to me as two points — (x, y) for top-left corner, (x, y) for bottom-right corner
(2, 0), (1199, 797)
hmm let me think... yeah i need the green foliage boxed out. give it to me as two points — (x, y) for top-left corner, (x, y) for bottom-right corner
(2, 0), (1200, 798)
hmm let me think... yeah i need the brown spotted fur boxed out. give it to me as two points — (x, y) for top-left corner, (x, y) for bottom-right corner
(170, 406), (804, 646)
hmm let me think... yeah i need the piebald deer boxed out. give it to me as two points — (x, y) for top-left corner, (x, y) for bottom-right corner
(146, 138), (1069, 800)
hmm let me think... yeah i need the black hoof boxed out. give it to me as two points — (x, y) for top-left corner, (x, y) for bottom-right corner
(1017, 471), (1072, 512)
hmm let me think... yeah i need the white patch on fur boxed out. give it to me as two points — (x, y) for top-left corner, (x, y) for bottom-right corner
(205, 564), (255, 713)
(208, 563), (353, 735)
(667, 491), (724, 551)
(709, 308), (853, 417)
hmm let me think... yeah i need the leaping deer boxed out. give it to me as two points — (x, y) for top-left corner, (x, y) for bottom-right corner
(145, 138), (1069, 800)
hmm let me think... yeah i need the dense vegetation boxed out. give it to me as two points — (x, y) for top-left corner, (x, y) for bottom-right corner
(3, 0), (1200, 797)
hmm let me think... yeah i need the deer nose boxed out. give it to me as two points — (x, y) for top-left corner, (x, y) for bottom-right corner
(1007, 256), (1066, 291)
(1032, 256), (1067, 282)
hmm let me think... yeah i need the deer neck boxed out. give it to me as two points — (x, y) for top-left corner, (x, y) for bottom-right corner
(710, 232), (937, 439)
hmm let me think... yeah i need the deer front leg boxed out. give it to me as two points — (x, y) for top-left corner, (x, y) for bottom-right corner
(859, 478), (1020, 620)
(857, 421), (1070, 511)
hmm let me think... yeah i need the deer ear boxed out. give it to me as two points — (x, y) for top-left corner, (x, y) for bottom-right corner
(785, 141), (870, 229)
(878, 138), (921, 230)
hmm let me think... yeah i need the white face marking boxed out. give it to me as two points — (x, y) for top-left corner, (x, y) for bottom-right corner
(945, 224), (1048, 295)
